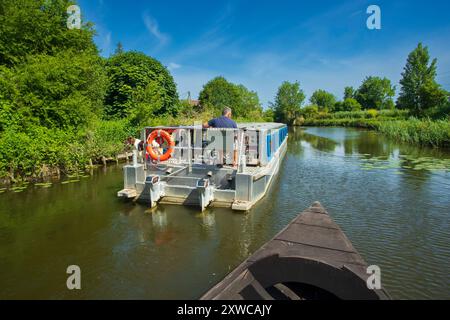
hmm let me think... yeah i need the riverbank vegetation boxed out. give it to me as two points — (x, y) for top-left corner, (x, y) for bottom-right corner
(1, 1), (449, 183)
(0, 0), (265, 183)
(268, 43), (450, 147)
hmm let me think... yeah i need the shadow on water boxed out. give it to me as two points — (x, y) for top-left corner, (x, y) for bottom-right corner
(0, 127), (449, 299)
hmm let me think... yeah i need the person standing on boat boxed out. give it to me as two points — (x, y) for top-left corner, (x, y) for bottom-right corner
(203, 107), (238, 166)
(203, 107), (238, 129)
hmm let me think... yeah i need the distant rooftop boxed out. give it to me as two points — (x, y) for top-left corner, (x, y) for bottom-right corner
(188, 99), (200, 107)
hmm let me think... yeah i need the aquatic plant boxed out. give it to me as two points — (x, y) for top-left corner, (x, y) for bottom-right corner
(378, 118), (450, 148)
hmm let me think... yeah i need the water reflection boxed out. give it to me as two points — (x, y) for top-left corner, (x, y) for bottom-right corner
(284, 127), (450, 299)
(286, 126), (305, 156)
(197, 211), (215, 230)
(299, 131), (339, 153)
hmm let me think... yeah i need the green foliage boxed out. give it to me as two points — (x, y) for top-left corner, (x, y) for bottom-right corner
(198, 76), (262, 117)
(0, 97), (19, 131)
(300, 105), (319, 118)
(104, 51), (178, 120)
(367, 109), (378, 118)
(234, 84), (263, 117)
(308, 109), (408, 119)
(378, 118), (450, 147)
(0, 125), (81, 179)
(271, 81), (305, 124)
(310, 89), (336, 111)
(397, 43), (449, 116)
(344, 86), (355, 100)
(199, 77), (237, 112)
(430, 100), (450, 120)
(355, 76), (396, 110)
(334, 98), (362, 112)
(263, 108), (275, 122)
(0, 0), (97, 67)
(5, 51), (107, 129)
(83, 119), (135, 161)
(177, 99), (197, 118)
(0, 0), (131, 181)
(115, 42), (124, 55)
(0, 120), (134, 179)
(302, 117), (381, 129)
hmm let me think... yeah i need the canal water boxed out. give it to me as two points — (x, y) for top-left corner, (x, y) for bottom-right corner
(0, 127), (449, 299)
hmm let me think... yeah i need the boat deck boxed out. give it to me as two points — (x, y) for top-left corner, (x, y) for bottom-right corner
(201, 202), (390, 300)
(118, 123), (288, 211)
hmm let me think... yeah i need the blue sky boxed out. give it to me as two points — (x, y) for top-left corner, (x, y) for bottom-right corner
(78, 0), (450, 107)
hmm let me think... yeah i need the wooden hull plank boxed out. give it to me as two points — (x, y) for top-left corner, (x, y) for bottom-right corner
(201, 202), (390, 300)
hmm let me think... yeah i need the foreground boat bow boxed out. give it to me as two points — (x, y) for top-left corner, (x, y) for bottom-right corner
(201, 202), (390, 300)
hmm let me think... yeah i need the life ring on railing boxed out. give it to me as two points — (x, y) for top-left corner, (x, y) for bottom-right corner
(146, 129), (175, 162)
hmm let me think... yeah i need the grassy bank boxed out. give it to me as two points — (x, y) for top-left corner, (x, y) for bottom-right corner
(302, 109), (408, 125)
(378, 119), (450, 148)
(301, 110), (450, 148)
(0, 119), (135, 183)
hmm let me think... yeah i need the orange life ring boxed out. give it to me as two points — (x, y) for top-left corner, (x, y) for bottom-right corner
(146, 129), (175, 162)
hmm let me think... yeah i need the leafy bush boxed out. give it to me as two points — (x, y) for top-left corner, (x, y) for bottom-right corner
(0, 51), (107, 130)
(0, 120), (137, 180)
(299, 105), (319, 117)
(367, 109), (378, 118)
(378, 118), (450, 147)
(339, 98), (362, 112)
(301, 109), (409, 121)
(82, 119), (135, 161)
(302, 118), (381, 128)
(104, 51), (178, 119)
(0, 126), (80, 179)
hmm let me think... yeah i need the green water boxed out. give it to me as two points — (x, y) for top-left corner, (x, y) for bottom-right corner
(0, 127), (449, 299)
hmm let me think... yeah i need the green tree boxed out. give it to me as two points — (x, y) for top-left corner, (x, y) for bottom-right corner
(397, 43), (449, 116)
(310, 89), (336, 112)
(271, 81), (305, 124)
(199, 77), (240, 113)
(344, 86), (355, 100)
(342, 98), (362, 111)
(115, 42), (124, 55)
(104, 51), (178, 119)
(263, 108), (275, 122)
(334, 98), (361, 112)
(0, 0), (97, 67)
(300, 105), (319, 118)
(355, 76), (395, 110)
(198, 76), (261, 117)
(234, 84), (262, 118)
(2, 51), (107, 129)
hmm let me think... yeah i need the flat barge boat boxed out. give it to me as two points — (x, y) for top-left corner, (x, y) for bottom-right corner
(201, 202), (390, 300)
(118, 123), (288, 211)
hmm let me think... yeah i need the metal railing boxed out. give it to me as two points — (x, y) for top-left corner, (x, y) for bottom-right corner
(142, 127), (247, 169)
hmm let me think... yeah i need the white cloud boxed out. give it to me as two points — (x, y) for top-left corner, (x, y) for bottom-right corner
(94, 27), (112, 56)
(168, 62), (181, 71)
(143, 14), (170, 47)
(170, 39), (450, 108)
(104, 31), (111, 49)
(165, 1), (450, 107)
